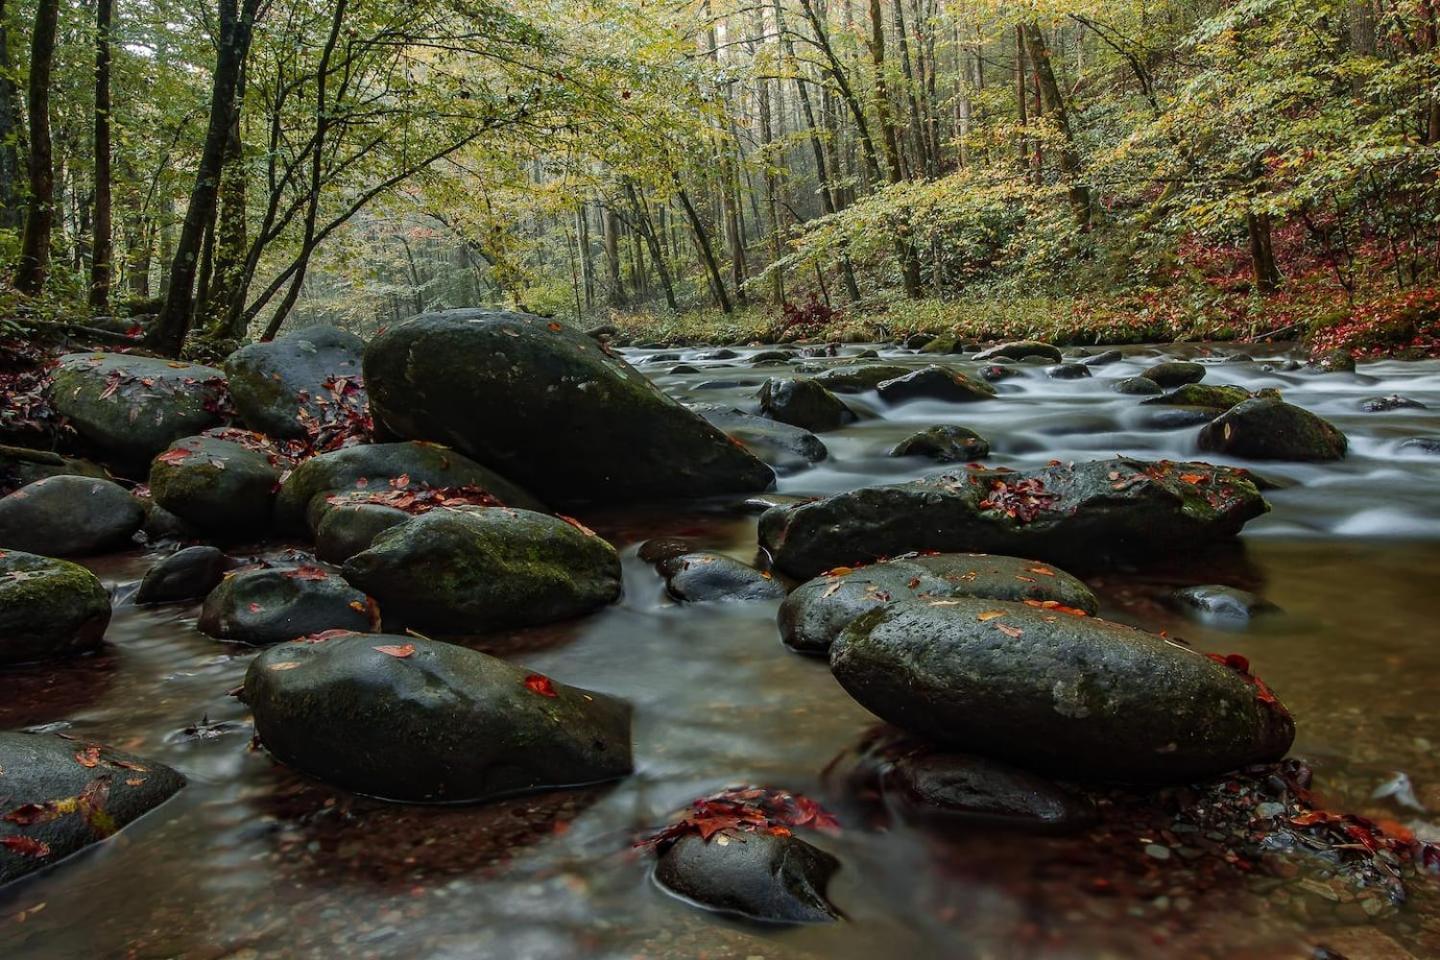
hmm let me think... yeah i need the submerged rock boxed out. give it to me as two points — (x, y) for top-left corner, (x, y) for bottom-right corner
(224, 325), (366, 439)
(0, 475), (143, 556)
(341, 507), (621, 634)
(148, 436), (282, 537)
(779, 553), (1097, 656)
(1141, 361), (1206, 388)
(660, 552), (786, 603)
(690, 404), (827, 473)
(1398, 437), (1440, 456)
(654, 832), (840, 924)
(135, 546), (229, 604)
(1114, 376), (1163, 396)
(812, 364), (913, 393)
(244, 632), (633, 802)
(0, 551), (111, 664)
(1142, 384), (1251, 412)
(0, 732), (185, 885)
(1198, 398), (1348, 461)
(1359, 395), (1426, 413)
(889, 425), (989, 462)
(199, 563), (377, 645)
(830, 597), (1295, 782)
(760, 459), (1269, 580)
(876, 366), (996, 404)
(1169, 584), (1277, 622)
(364, 310), (774, 503)
(758, 378), (855, 433)
(975, 341), (1061, 363)
(1084, 350), (1123, 367)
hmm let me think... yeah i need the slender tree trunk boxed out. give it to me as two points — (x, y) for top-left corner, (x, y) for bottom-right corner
(13, 0), (59, 295)
(1247, 211), (1281, 293)
(674, 180), (733, 313)
(625, 181), (676, 310)
(602, 202), (625, 305)
(891, 0), (930, 177)
(0, 0), (25, 231)
(1022, 21), (1091, 230)
(1015, 25), (1029, 166)
(867, 0), (922, 298)
(89, 0), (114, 310)
(751, 6), (784, 306)
(204, 68), (249, 339)
(577, 203), (594, 311)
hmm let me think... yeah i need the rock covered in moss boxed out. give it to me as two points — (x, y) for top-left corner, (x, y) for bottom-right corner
(654, 832), (840, 924)
(224, 325), (366, 439)
(918, 334), (963, 355)
(313, 502), (411, 563)
(812, 364), (913, 393)
(1198, 398), (1348, 461)
(1114, 376), (1163, 396)
(341, 507), (621, 634)
(148, 436), (282, 537)
(758, 378), (855, 433)
(364, 310), (774, 503)
(1141, 361), (1206, 388)
(0, 444), (108, 495)
(1142, 383), (1251, 413)
(659, 552), (786, 603)
(0, 475), (143, 556)
(0, 550), (111, 664)
(244, 632), (632, 802)
(975, 341), (1061, 363)
(199, 561), (377, 645)
(889, 425), (989, 462)
(876, 366), (996, 404)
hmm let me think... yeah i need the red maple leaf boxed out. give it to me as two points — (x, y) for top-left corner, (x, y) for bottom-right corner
(524, 673), (558, 697)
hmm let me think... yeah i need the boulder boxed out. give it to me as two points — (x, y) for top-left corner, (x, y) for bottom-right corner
(341, 507), (621, 634)
(979, 364), (1019, 382)
(1047, 363), (1092, 380)
(244, 632), (632, 802)
(135, 546), (229, 604)
(1114, 377), (1162, 396)
(889, 425), (989, 462)
(148, 436), (282, 537)
(830, 597), (1295, 782)
(1198, 398), (1348, 461)
(199, 562), (377, 645)
(1140, 361), (1206, 388)
(1142, 384), (1250, 413)
(918, 334), (963, 355)
(1083, 350), (1123, 367)
(653, 832), (840, 924)
(876, 366), (996, 404)
(313, 502), (411, 563)
(1312, 348), (1356, 373)
(660, 552), (786, 603)
(975, 341), (1061, 363)
(1360, 395), (1426, 412)
(748, 350), (795, 365)
(0, 475), (143, 556)
(1399, 437), (1440, 456)
(758, 378), (855, 433)
(0, 551), (111, 664)
(690, 404), (826, 474)
(813, 364), (913, 393)
(224, 325), (366, 439)
(0, 732), (185, 885)
(0, 444), (108, 495)
(364, 310), (774, 503)
(47, 353), (227, 468)
(779, 553), (1097, 656)
(760, 459), (1269, 580)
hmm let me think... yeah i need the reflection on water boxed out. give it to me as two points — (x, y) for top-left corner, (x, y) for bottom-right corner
(2, 345), (1439, 959)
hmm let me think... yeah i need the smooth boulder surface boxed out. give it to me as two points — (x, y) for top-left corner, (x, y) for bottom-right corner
(1114, 377), (1162, 396)
(760, 459), (1269, 580)
(244, 632), (633, 802)
(135, 546), (229, 604)
(0, 551), (111, 664)
(1169, 584), (1276, 622)
(342, 507), (621, 634)
(1047, 363), (1091, 380)
(1198, 398), (1348, 461)
(275, 440), (542, 532)
(779, 553), (1097, 656)
(1360, 395), (1426, 413)
(313, 502), (411, 563)
(148, 436), (282, 537)
(758, 378), (855, 433)
(654, 832), (840, 924)
(48, 353), (227, 468)
(0, 475), (143, 556)
(0, 444), (107, 494)
(224, 325), (366, 439)
(1142, 383), (1250, 412)
(1141, 361), (1206, 388)
(199, 563), (377, 645)
(0, 733), (185, 885)
(660, 552), (786, 603)
(975, 341), (1061, 363)
(812, 364), (913, 393)
(830, 597), (1295, 782)
(364, 310), (774, 502)
(876, 366), (996, 404)
(889, 425), (989, 462)
(690, 404), (827, 473)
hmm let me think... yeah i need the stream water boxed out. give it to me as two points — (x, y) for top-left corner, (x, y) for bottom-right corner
(2, 343), (1438, 960)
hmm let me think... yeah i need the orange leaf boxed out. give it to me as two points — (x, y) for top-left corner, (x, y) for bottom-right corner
(977, 610), (1007, 621)
(74, 746), (101, 768)
(374, 644), (415, 659)
(995, 623), (1024, 638)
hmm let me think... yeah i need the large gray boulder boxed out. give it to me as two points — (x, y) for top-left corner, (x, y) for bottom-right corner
(244, 632), (633, 802)
(148, 436), (282, 537)
(690, 404), (827, 474)
(364, 310), (774, 503)
(224, 325), (366, 439)
(0, 475), (143, 556)
(1198, 398), (1348, 461)
(0, 550), (111, 664)
(0, 444), (108, 495)
(199, 562), (377, 645)
(830, 597), (1295, 782)
(758, 377), (855, 433)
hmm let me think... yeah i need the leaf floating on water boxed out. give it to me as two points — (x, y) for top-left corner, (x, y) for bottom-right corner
(524, 673), (558, 697)
(374, 644), (416, 659)
(0, 836), (52, 858)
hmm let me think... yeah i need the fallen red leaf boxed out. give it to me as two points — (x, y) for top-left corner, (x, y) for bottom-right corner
(374, 644), (416, 659)
(0, 836), (52, 858)
(524, 673), (558, 697)
(74, 746), (101, 768)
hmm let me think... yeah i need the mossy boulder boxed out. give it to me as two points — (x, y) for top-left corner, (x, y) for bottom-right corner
(760, 458), (1269, 580)
(779, 553), (1097, 656)
(224, 325), (366, 439)
(889, 425), (989, 462)
(812, 364), (913, 393)
(654, 832), (840, 924)
(918, 334), (963, 355)
(314, 502), (411, 563)
(1140, 361), (1206, 388)
(0, 550), (111, 664)
(341, 507), (621, 635)
(1143, 384), (1251, 413)
(0, 732), (185, 885)
(1114, 376), (1162, 396)
(199, 562), (377, 645)
(876, 366), (996, 404)
(148, 436), (282, 537)
(0, 444), (108, 495)
(659, 552), (786, 603)
(758, 378), (855, 433)
(47, 353), (227, 469)
(830, 597), (1295, 782)
(364, 310), (774, 503)
(1047, 363), (1092, 380)
(244, 632), (633, 802)
(135, 546), (229, 604)
(690, 404), (827, 474)
(0, 475), (143, 556)
(1198, 398), (1348, 461)
(975, 341), (1062, 363)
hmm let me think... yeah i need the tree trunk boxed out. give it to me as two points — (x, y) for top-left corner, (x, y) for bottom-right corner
(867, 0), (922, 299)
(1247, 211), (1281, 293)
(0, 0), (25, 232)
(674, 180), (733, 313)
(624, 181), (676, 311)
(1022, 21), (1091, 231)
(204, 73), (249, 339)
(602, 202), (625, 305)
(88, 0), (114, 310)
(13, 0), (59, 295)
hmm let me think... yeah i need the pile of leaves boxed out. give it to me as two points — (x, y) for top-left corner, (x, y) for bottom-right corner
(326, 474), (505, 515)
(0, 340), (70, 445)
(978, 476), (1058, 524)
(199, 427), (304, 468)
(637, 786), (840, 852)
(294, 375), (373, 455)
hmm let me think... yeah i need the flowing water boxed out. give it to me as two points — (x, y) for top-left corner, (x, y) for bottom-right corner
(2, 344), (1439, 960)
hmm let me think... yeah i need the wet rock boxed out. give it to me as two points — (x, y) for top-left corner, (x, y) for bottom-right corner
(758, 378), (855, 433)
(1398, 437), (1440, 455)
(904, 333), (932, 349)
(889, 425), (989, 462)
(0, 475), (143, 556)
(1264, 359), (1304, 373)
(0, 551), (111, 664)
(1169, 584), (1277, 622)
(668, 364), (700, 374)
(876, 366), (996, 404)
(148, 436), (282, 537)
(760, 459), (1269, 580)
(1198, 398), (1348, 461)
(1047, 363), (1092, 380)
(364, 310), (774, 503)
(244, 632), (633, 802)
(779, 553), (1097, 656)
(0, 732), (185, 885)
(830, 597), (1295, 782)
(975, 341), (1062, 363)
(313, 502), (411, 563)
(812, 364), (913, 393)
(1142, 383), (1251, 412)
(47, 353), (227, 469)
(341, 507), (621, 634)
(275, 440), (542, 533)
(660, 552), (786, 603)
(1142, 407), (1219, 430)
(979, 364), (1019, 382)
(224, 325), (366, 439)
(140, 502), (199, 543)
(697, 348), (739, 361)
(653, 832), (840, 924)
(1312, 349), (1356, 373)
(1114, 376), (1163, 396)
(1141, 361), (1206, 388)
(1084, 350), (1123, 367)
(0, 444), (108, 494)
(748, 350), (794, 365)
(199, 562), (377, 645)
(637, 537), (695, 564)
(690, 404), (827, 473)
(135, 546), (229, 604)
(918, 334), (963, 355)
(1360, 395), (1426, 412)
